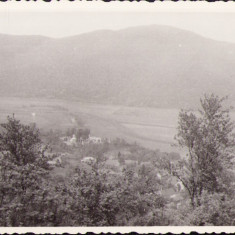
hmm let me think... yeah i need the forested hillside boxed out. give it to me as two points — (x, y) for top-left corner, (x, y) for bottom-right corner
(1, 25), (235, 108)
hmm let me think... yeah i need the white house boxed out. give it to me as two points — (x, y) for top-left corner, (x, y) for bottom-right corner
(157, 173), (162, 180)
(62, 134), (77, 146)
(88, 136), (102, 144)
(70, 134), (77, 144)
(48, 156), (62, 166)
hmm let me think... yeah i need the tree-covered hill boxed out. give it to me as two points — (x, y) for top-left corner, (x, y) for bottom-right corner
(1, 25), (235, 108)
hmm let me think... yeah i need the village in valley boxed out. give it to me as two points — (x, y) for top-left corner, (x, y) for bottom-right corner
(44, 122), (187, 211)
(1, 94), (235, 226)
(1, 7), (235, 227)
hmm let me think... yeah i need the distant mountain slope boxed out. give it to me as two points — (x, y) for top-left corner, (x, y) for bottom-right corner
(1, 25), (235, 108)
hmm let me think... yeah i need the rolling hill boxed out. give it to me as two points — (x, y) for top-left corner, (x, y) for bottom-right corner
(1, 25), (235, 108)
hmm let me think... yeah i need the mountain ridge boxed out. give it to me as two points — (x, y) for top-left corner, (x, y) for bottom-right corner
(1, 25), (235, 109)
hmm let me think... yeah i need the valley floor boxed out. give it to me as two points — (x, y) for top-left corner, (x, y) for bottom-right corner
(0, 96), (182, 153)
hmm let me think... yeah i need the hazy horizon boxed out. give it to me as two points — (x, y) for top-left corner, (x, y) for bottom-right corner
(1, 21), (235, 45)
(1, 3), (235, 43)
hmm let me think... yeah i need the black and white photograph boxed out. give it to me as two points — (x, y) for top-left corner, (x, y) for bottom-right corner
(0, 1), (235, 233)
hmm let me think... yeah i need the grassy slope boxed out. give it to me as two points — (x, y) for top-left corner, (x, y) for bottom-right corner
(0, 97), (216, 154)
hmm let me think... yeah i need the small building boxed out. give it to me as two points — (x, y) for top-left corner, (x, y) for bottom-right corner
(48, 156), (62, 166)
(62, 134), (77, 146)
(88, 136), (102, 144)
(157, 173), (162, 180)
(70, 134), (77, 144)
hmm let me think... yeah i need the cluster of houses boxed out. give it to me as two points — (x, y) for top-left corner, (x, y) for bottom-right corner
(60, 134), (102, 146)
(46, 146), (186, 209)
(47, 153), (69, 167)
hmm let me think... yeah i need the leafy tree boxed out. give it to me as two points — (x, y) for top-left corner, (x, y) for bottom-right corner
(70, 158), (121, 226)
(117, 152), (125, 166)
(0, 115), (49, 167)
(66, 127), (73, 137)
(118, 163), (166, 226)
(0, 115), (61, 226)
(165, 190), (235, 226)
(75, 128), (90, 141)
(162, 94), (235, 208)
(68, 152), (166, 226)
(186, 191), (235, 226)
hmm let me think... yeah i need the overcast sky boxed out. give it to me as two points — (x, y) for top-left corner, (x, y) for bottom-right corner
(0, 2), (235, 43)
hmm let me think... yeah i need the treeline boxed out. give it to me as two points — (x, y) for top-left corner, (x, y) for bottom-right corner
(0, 116), (167, 226)
(0, 94), (235, 226)
(66, 127), (90, 140)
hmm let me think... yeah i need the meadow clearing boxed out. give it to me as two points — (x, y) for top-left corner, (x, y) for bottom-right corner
(3, 96), (232, 155)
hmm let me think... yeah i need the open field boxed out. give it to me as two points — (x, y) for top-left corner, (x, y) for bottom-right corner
(3, 96), (234, 155)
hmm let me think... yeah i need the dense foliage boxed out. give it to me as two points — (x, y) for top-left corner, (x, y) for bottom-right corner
(161, 94), (235, 225)
(0, 94), (235, 226)
(0, 116), (53, 226)
(0, 116), (167, 226)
